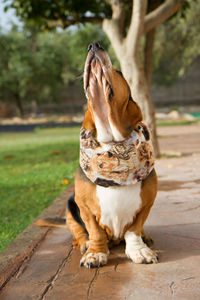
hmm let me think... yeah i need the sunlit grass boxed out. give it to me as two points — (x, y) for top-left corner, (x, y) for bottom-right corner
(0, 127), (80, 253)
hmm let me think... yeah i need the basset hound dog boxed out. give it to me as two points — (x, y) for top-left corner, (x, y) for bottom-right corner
(36, 42), (158, 268)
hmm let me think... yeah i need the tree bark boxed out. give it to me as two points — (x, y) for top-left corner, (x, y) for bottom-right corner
(144, 0), (182, 33)
(143, 29), (160, 156)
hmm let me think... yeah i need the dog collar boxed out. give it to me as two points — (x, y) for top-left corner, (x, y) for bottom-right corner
(79, 123), (154, 187)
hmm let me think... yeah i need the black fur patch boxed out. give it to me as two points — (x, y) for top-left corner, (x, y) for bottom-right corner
(116, 70), (123, 77)
(141, 124), (150, 141)
(67, 194), (86, 229)
(109, 85), (114, 99)
(129, 95), (133, 102)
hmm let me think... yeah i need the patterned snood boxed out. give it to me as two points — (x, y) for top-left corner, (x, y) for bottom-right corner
(79, 122), (155, 187)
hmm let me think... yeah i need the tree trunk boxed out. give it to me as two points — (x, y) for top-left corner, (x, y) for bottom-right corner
(143, 28), (160, 157)
(14, 93), (24, 118)
(103, 0), (160, 157)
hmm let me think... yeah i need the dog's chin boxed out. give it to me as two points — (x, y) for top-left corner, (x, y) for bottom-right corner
(86, 58), (112, 117)
(84, 49), (112, 98)
(87, 63), (109, 99)
(87, 81), (110, 130)
(84, 51), (116, 140)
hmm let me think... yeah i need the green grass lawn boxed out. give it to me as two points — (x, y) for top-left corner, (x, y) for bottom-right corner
(0, 127), (80, 253)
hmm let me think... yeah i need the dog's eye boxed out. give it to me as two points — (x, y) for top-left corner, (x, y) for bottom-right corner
(116, 70), (123, 77)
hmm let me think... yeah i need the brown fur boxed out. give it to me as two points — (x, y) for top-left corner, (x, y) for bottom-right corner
(128, 169), (157, 236)
(35, 218), (66, 228)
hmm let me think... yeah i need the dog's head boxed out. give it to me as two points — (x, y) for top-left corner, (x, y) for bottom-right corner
(83, 42), (142, 142)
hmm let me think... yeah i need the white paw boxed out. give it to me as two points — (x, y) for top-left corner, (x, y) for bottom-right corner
(125, 231), (158, 264)
(80, 252), (108, 268)
(126, 245), (158, 264)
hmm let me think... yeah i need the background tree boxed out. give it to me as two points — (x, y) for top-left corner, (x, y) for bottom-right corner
(153, 0), (200, 86)
(0, 30), (32, 117)
(0, 28), (71, 117)
(6, 0), (185, 156)
(0, 25), (113, 116)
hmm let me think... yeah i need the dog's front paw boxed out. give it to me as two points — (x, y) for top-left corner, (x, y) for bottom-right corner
(126, 245), (158, 264)
(80, 251), (108, 268)
(125, 231), (158, 264)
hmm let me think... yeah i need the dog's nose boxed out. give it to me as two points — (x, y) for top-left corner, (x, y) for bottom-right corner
(88, 42), (104, 52)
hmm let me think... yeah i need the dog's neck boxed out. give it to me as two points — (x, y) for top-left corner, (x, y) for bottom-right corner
(83, 97), (143, 144)
(92, 110), (124, 143)
(80, 122), (154, 187)
(85, 93), (124, 143)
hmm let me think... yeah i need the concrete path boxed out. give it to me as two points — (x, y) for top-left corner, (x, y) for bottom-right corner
(0, 125), (200, 300)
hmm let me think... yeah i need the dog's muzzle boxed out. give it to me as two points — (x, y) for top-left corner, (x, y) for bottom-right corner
(84, 42), (112, 96)
(88, 42), (104, 53)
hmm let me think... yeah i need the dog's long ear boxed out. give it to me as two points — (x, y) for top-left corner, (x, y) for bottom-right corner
(126, 98), (143, 129)
(109, 97), (143, 138)
(82, 107), (96, 135)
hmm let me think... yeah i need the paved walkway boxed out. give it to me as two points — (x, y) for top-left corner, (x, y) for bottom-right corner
(0, 124), (200, 300)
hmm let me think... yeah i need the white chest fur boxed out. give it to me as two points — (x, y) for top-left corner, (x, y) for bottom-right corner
(96, 182), (142, 239)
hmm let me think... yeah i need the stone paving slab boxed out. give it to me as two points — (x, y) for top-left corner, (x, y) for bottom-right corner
(157, 124), (200, 156)
(0, 186), (74, 290)
(0, 125), (200, 300)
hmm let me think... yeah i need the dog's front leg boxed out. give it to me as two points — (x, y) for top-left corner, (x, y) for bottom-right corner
(79, 206), (109, 268)
(124, 169), (158, 264)
(124, 204), (158, 264)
